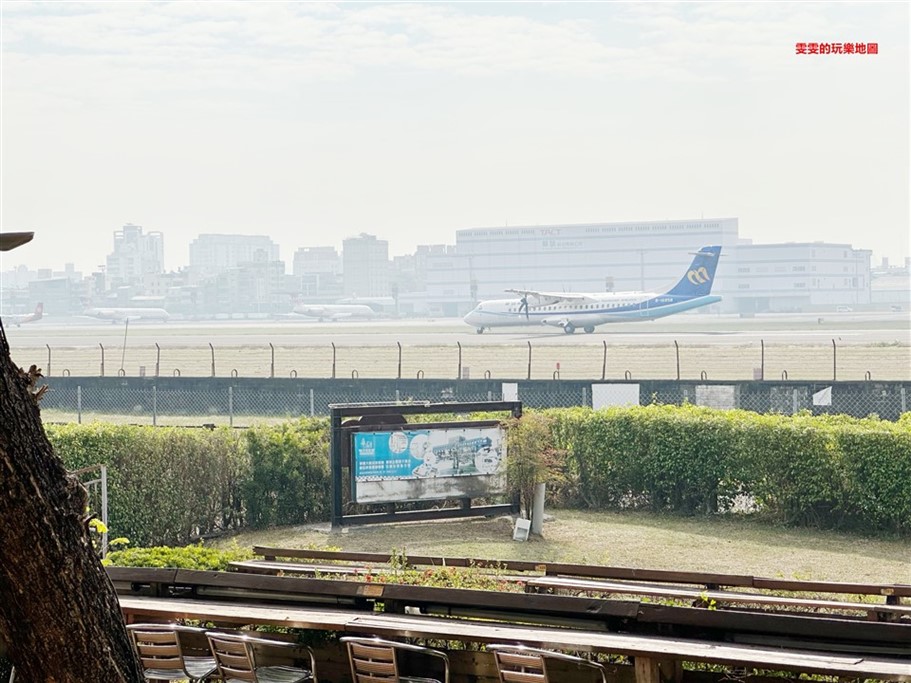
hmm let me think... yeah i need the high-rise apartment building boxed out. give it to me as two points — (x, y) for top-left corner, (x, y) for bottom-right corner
(105, 223), (164, 287)
(342, 233), (389, 297)
(292, 246), (343, 298)
(189, 234), (280, 279)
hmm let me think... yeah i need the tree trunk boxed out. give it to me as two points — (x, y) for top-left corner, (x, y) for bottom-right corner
(0, 321), (143, 682)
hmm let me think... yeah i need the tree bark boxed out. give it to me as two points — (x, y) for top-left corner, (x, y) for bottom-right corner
(0, 320), (143, 682)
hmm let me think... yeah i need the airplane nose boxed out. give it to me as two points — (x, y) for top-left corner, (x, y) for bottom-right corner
(463, 310), (478, 325)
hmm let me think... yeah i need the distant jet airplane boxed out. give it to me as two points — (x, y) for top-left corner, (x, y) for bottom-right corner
(3, 302), (43, 327)
(291, 301), (378, 321)
(82, 306), (170, 323)
(463, 245), (722, 334)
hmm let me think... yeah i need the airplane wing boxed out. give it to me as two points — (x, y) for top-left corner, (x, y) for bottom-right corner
(505, 289), (594, 304)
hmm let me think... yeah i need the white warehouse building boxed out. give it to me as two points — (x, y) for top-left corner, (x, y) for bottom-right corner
(416, 218), (742, 317)
(401, 217), (872, 317)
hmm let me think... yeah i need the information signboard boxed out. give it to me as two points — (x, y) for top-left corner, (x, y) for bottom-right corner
(352, 423), (507, 504)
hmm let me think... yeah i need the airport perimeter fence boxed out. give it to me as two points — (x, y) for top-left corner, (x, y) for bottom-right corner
(39, 377), (910, 426)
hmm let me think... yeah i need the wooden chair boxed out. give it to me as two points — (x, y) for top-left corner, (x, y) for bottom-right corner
(341, 636), (450, 683)
(205, 632), (317, 683)
(489, 644), (608, 683)
(127, 624), (217, 682)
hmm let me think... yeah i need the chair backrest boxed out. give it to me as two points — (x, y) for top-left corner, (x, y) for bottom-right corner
(207, 633), (258, 682)
(127, 624), (196, 678)
(341, 636), (449, 683)
(489, 645), (607, 683)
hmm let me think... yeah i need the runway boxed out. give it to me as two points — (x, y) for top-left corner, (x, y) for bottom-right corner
(5, 312), (910, 349)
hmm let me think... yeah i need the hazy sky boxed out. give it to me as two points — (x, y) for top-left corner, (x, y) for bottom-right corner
(2, 1), (908, 274)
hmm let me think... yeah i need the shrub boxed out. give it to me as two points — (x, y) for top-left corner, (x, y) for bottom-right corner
(243, 418), (331, 528)
(106, 543), (253, 570)
(48, 423), (247, 546)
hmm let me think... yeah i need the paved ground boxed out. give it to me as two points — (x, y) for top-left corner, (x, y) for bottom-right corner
(6, 311), (910, 347)
(5, 313), (909, 380)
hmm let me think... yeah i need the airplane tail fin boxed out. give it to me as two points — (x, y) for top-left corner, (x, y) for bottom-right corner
(665, 246), (722, 297)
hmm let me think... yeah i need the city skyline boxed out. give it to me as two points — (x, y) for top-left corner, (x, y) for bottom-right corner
(3, 218), (904, 280)
(2, 2), (908, 274)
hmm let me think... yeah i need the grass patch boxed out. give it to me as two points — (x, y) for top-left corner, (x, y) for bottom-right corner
(213, 508), (910, 584)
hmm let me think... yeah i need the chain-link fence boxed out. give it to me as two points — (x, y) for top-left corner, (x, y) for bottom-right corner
(38, 377), (910, 425)
(17, 337), (911, 382)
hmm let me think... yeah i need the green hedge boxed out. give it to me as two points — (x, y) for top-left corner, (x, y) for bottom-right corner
(47, 419), (331, 546)
(549, 406), (911, 533)
(47, 407), (911, 543)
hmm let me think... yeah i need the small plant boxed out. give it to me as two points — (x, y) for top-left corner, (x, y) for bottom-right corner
(506, 412), (563, 520)
(106, 542), (253, 570)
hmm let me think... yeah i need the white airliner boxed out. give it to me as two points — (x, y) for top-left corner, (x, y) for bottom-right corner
(3, 302), (43, 327)
(463, 246), (722, 334)
(83, 306), (170, 323)
(291, 301), (378, 321)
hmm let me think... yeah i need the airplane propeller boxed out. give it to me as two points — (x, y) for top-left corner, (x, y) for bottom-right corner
(519, 295), (529, 320)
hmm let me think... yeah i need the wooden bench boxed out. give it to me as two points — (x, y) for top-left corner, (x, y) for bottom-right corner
(229, 560), (372, 577)
(527, 575), (911, 622)
(252, 546), (911, 604)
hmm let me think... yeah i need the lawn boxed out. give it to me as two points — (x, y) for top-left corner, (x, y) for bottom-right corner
(215, 508), (911, 585)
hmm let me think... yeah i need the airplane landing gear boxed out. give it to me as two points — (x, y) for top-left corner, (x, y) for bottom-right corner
(563, 323), (576, 334)
(584, 326), (595, 334)
(476, 327), (485, 334)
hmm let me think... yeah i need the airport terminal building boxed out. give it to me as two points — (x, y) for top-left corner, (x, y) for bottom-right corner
(400, 217), (872, 317)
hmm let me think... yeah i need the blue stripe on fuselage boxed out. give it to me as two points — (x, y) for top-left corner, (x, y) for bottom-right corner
(471, 294), (721, 323)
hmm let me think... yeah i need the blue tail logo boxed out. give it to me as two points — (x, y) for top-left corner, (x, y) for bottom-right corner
(667, 246), (722, 297)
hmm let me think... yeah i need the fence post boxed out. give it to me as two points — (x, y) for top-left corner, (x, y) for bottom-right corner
(331, 342), (337, 379)
(270, 342), (275, 379)
(760, 339), (765, 381)
(228, 386), (234, 428)
(395, 389), (401, 402)
(674, 340), (680, 381)
(792, 388), (799, 415)
(527, 342), (532, 380)
(99, 343), (105, 377)
(456, 342), (462, 380)
(46, 344), (51, 377)
(155, 342), (161, 377)
(152, 385), (157, 426)
(582, 386), (588, 407)
(310, 388), (315, 417)
(209, 342), (216, 378)
(601, 341), (607, 381)
(77, 385), (82, 424)
(398, 342), (403, 380)
(100, 464), (109, 558)
(832, 338), (837, 381)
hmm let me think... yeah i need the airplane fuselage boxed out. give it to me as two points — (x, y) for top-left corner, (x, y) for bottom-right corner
(292, 304), (377, 320)
(464, 292), (721, 333)
(84, 307), (170, 322)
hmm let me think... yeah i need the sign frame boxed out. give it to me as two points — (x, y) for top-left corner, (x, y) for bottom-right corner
(329, 401), (522, 529)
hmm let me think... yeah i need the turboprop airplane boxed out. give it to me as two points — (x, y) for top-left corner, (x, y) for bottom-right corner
(3, 302), (43, 327)
(82, 306), (170, 323)
(463, 245), (722, 334)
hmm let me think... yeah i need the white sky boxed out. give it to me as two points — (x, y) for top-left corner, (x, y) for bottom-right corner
(1, 1), (908, 273)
